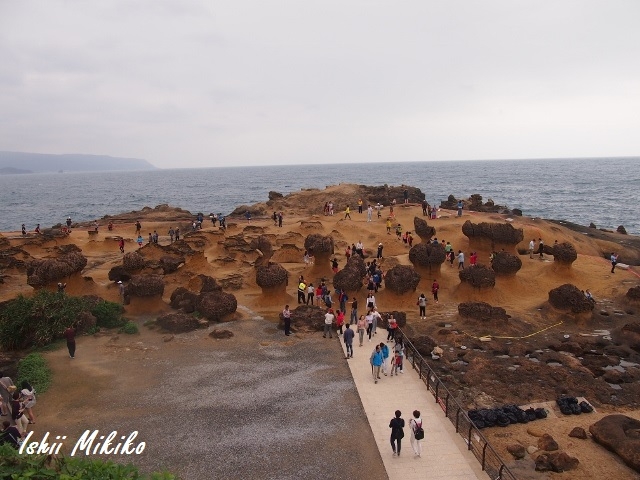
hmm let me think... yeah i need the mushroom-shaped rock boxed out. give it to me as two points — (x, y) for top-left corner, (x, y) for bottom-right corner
(627, 286), (640, 303)
(280, 304), (325, 332)
(26, 251), (88, 287)
(256, 262), (289, 289)
(107, 265), (132, 283)
(169, 287), (200, 313)
(552, 242), (578, 264)
(459, 265), (496, 289)
(190, 274), (223, 293)
(384, 265), (421, 294)
(198, 291), (237, 321)
(548, 284), (595, 314)
(458, 302), (510, 322)
(333, 267), (365, 292)
(490, 251), (522, 276)
(345, 254), (367, 279)
(223, 234), (253, 253)
(249, 235), (274, 265)
(126, 274), (165, 297)
(413, 217), (436, 241)
(462, 221), (524, 250)
(160, 255), (185, 274)
(123, 251), (146, 271)
(304, 234), (334, 259)
(409, 242), (446, 269)
(590, 415), (640, 473)
(157, 312), (205, 333)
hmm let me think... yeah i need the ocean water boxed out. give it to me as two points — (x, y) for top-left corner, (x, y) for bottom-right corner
(0, 157), (638, 234)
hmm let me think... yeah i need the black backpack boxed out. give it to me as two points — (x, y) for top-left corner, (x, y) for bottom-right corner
(414, 421), (425, 440)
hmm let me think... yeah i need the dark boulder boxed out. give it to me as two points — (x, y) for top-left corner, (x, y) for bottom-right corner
(537, 433), (559, 451)
(552, 242), (578, 264)
(590, 415), (640, 472)
(409, 242), (446, 269)
(156, 312), (205, 333)
(170, 287), (200, 313)
(194, 275), (223, 293)
(535, 452), (579, 472)
(209, 329), (234, 339)
(620, 323), (640, 352)
(459, 265), (496, 289)
(256, 262), (288, 289)
(345, 254), (367, 278)
(458, 302), (510, 322)
(159, 255), (185, 274)
(413, 217), (436, 241)
(123, 251), (146, 271)
(281, 304), (325, 332)
(507, 444), (526, 460)
(384, 265), (421, 294)
(490, 251), (522, 275)
(198, 291), (237, 321)
(26, 251), (88, 287)
(626, 286), (640, 302)
(304, 234), (334, 257)
(617, 225), (628, 235)
(411, 335), (438, 357)
(333, 266), (365, 292)
(126, 274), (165, 297)
(548, 284), (595, 314)
(569, 427), (588, 439)
(268, 191), (284, 201)
(462, 221), (524, 249)
(75, 311), (97, 333)
(107, 265), (132, 283)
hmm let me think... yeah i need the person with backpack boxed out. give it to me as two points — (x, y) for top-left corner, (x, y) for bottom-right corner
(417, 293), (427, 319)
(410, 410), (424, 457)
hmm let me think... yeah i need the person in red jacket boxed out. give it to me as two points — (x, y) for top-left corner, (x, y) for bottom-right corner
(431, 279), (439, 304)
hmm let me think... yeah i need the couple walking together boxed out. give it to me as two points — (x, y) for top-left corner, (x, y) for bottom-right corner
(390, 410), (424, 457)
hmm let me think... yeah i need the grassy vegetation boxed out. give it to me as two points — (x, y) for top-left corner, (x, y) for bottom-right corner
(16, 353), (52, 394)
(0, 444), (176, 479)
(119, 321), (139, 335)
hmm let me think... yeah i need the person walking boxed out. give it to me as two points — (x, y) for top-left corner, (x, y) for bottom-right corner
(457, 250), (465, 269)
(119, 238), (125, 254)
(63, 325), (76, 358)
(344, 323), (355, 359)
(371, 307), (381, 337)
(19, 381), (36, 424)
(357, 315), (366, 347)
(538, 238), (545, 259)
(387, 315), (397, 342)
(335, 309), (345, 335)
(344, 205), (351, 220)
(370, 345), (384, 383)
(417, 293), (427, 319)
(350, 297), (358, 325)
(529, 239), (535, 259)
(282, 305), (292, 336)
(377, 243), (383, 259)
(611, 252), (619, 273)
(307, 283), (314, 305)
(409, 410), (424, 457)
(11, 391), (29, 435)
(389, 410), (405, 456)
(394, 338), (405, 374)
(365, 310), (374, 341)
(457, 200), (463, 217)
(297, 279), (307, 304)
(118, 281), (125, 304)
(431, 279), (439, 304)
(323, 308), (335, 338)
(0, 373), (15, 417)
(367, 205), (373, 222)
(380, 342), (390, 376)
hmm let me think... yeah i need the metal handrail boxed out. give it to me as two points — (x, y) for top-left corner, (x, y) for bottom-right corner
(397, 329), (517, 480)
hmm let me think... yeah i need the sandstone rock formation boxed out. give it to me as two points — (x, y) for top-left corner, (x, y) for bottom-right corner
(458, 302), (510, 322)
(413, 217), (436, 241)
(126, 274), (165, 297)
(249, 235), (274, 266)
(256, 262), (288, 290)
(159, 255), (185, 274)
(619, 323), (640, 352)
(26, 248), (88, 287)
(462, 221), (524, 250)
(279, 304), (325, 332)
(534, 452), (579, 472)
(107, 265), (132, 283)
(156, 312), (205, 333)
(170, 287), (200, 313)
(459, 265), (496, 289)
(333, 254), (368, 292)
(384, 265), (421, 294)
(548, 284), (595, 314)
(590, 415), (640, 472)
(552, 242), (578, 264)
(408, 242), (446, 270)
(490, 251), (522, 275)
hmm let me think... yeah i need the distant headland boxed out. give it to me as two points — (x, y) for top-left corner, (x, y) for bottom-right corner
(0, 151), (157, 174)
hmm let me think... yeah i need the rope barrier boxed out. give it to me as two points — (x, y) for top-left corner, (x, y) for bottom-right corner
(459, 320), (564, 341)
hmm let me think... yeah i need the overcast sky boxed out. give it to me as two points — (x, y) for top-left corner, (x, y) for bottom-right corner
(1, 1), (639, 168)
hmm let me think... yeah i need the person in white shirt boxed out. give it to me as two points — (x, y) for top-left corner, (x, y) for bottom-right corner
(529, 239), (535, 259)
(323, 309), (335, 338)
(457, 250), (465, 269)
(410, 410), (424, 457)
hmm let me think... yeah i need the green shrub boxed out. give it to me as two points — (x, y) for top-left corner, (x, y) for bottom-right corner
(0, 443), (176, 479)
(0, 291), (87, 350)
(16, 353), (52, 394)
(90, 300), (126, 329)
(119, 321), (139, 335)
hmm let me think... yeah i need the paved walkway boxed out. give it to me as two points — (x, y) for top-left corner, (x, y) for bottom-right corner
(339, 330), (489, 480)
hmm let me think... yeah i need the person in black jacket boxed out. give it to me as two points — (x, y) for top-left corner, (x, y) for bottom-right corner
(389, 410), (405, 456)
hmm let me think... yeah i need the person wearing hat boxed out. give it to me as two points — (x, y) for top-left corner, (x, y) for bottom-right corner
(323, 308), (335, 339)
(118, 281), (125, 304)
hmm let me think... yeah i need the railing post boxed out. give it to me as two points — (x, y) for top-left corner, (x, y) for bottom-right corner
(468, 423), (473, 450)
(426, 371), (430, 390)
(455, 409), (461, 432)
(419, 358), (423, 380)
(482, 442), (488, 471)
(445, 393), (449, 416)
(435, 382), (439, 404)
(498, 464), (505, 479)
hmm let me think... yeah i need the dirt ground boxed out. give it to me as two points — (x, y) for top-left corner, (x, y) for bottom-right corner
(35, 316), (387, 479)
